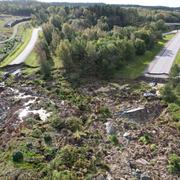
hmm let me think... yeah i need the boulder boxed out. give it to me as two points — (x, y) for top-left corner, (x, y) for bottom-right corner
(105, 122), (116, 135)
(140, 173), (152, 180)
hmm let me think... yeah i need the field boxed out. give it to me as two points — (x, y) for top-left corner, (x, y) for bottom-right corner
(0, 15), (16, 40)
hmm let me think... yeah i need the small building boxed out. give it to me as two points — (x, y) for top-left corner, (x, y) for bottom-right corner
(4, 20), (14, 28)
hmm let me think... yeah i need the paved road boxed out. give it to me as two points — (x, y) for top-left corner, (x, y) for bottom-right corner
(10, 27), (41, 65)
(144, 31), (180, 79)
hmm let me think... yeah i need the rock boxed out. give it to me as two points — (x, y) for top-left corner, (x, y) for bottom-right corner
(105, 122), (116, 135)
(132, 169), (141, 179)
(140, 173), (152, 180)
(136, 158), (150, 165)
(106, 172), (113, 180)
(123, 132), (131, 138)
(95, 174), (106, 180)
(0, 82), (5, 93)
(143, 92), (157, 98)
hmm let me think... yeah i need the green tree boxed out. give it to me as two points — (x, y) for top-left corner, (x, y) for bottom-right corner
(62, 23), (75, 40)
(42, 23), (54, 45)
(134, 38), (146, 55)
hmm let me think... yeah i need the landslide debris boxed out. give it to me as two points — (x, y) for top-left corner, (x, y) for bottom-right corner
(0, 74), (179, 180)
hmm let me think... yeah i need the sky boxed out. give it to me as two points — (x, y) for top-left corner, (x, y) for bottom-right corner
(38, 0), (180, 7)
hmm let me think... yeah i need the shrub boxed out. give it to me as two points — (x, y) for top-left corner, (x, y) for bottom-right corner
(139, 134), (151, 145)
(99, 106), (111, 118)
(54, 145), (79, 168)
(12, 151), (24, 163)
(52, 170), (76, 180)
(51, 115), (83, 132)
(109, 135), (119, 146)
(32, 129), (42, 138)
(51, 115), (66, 131)
(168, 154), (180, 174)
(150, 144), (157, 151)
(168, 103), (180, 121)
(161, 85), (176, 103)
(65, 117), (83, 132)
(44, 134), (52, 145)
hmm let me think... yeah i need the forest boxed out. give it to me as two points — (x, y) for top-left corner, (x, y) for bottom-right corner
(32, 4), (177, 79)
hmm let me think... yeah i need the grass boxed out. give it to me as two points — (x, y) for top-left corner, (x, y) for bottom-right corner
(0, 17), (13, 37)
(174, 50), (180, 65)
(23, 31), (44, 75)
(164, 34), (175, 41)
(23, 50), (40, 74)
(115, 34), (175, 79)
(0, 24), (32, 67)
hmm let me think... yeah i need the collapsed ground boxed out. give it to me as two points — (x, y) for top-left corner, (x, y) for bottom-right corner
(0, 71), (179, 179)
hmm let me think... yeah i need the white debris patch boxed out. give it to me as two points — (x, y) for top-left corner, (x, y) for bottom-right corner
(19, 107), (51, 122)
(24, 98), (37, 106)
(15, 92), (33, 100)
(17, 94), (51, 122)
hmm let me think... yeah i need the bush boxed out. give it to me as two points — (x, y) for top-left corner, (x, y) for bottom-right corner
(99, 106), (112, 118)
(51, 115), (83, 132)
(65, 117), (83, 132)
(139, 134), (151, 145)
(109, 135), (119, 146)
(52, 170), (76, 180)
(168, 103), (180, 121)
(168, 154), (180, 174)
(44, 134), (52, 145)
(161, 85), (176, 103)
(32, 129), (42, 138)
(51, 115), (66, 131)
(12, 151), (24, 163)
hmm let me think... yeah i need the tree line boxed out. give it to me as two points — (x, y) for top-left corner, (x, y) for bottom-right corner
(32, 5), (170, 79)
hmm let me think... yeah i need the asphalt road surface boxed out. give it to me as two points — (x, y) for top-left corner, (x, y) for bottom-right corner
(144, 31), (180, 79)
(10, 27), (41, 65)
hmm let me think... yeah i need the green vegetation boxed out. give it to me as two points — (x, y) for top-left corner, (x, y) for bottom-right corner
(109, 135), (119, 146)
(12, 151), (24, 163)
(99, 106), (112, 119)
(139, 134), (151, 145)
(24, 50), (39, 67)
(161, 54), (180, 125)
(174, 50), (180, 65)
(168, 154), (180, 174)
